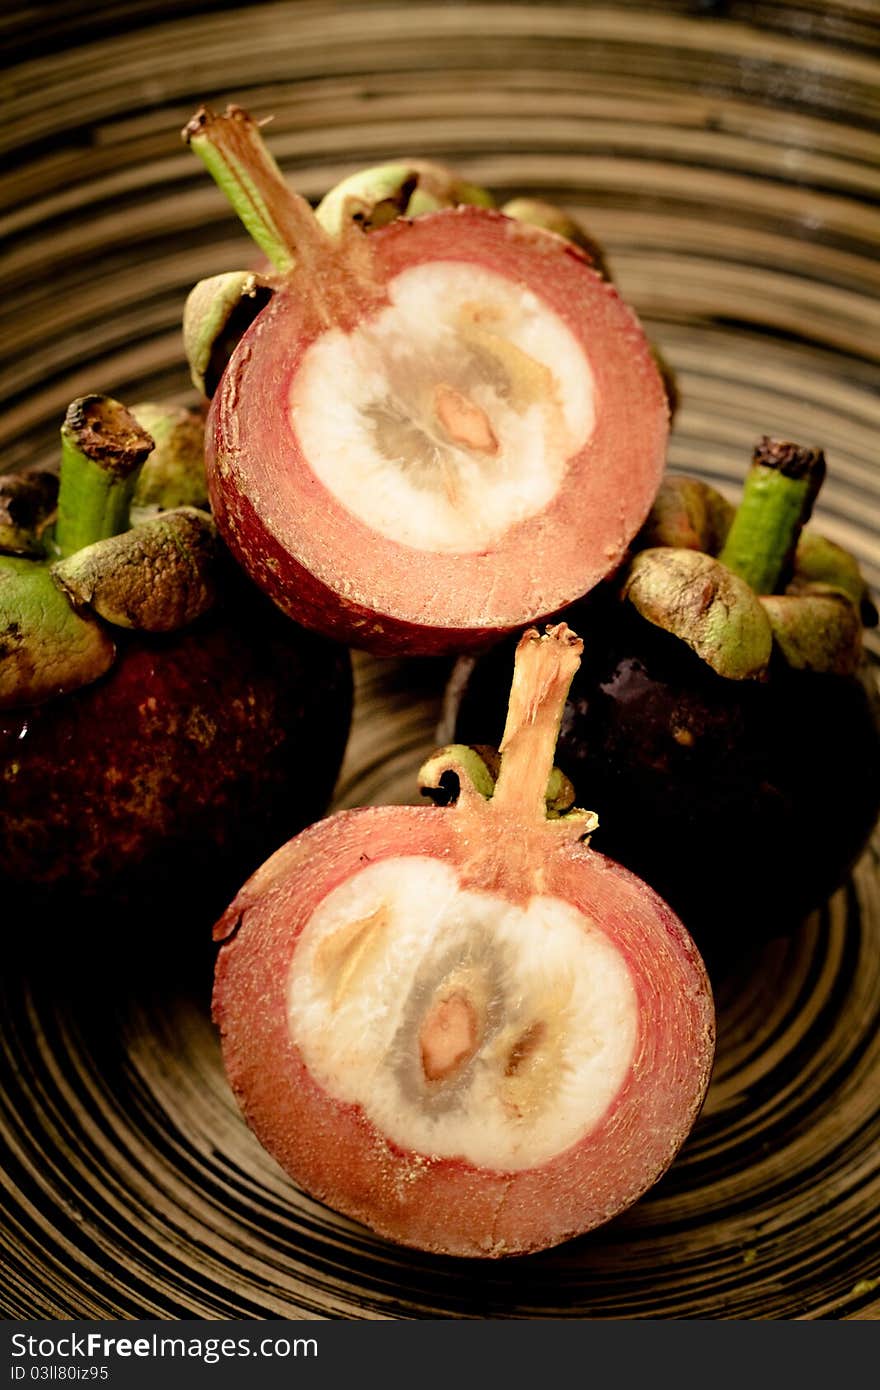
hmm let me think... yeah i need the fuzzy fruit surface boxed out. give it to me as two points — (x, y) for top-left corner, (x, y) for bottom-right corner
(0, 571), (352, 917)
(452, 595), (880, 946)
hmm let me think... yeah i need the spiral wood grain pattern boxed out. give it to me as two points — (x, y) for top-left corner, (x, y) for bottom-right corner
(1, 1), (878, 1319)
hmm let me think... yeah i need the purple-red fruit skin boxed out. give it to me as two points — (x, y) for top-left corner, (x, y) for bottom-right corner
(453, 597), (880, 945)
(0, 577), (352, 917)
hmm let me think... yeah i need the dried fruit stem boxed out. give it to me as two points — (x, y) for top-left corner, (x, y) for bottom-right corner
(492, 624), (583, 821)
(719, 437), (826, 595)
(55, 397), (153, 560)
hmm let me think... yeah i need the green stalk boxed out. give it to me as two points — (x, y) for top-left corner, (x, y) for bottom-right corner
(184, 105), (344, 274)
(54, 396), (153, 559)
(183, 104), (363, 327)
(718, 437), (826, 594)
(183, 105), (302, 272)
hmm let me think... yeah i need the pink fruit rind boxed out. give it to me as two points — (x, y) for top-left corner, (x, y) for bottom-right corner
(206, 207), (669, 656)
(213, 807), (714, 1257)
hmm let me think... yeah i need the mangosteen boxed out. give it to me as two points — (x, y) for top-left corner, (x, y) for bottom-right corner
(0, 394), (352, 918)
(448, 439), (880, 948)
(181, 104), (670, 656)
(214, 624), (713, 1256)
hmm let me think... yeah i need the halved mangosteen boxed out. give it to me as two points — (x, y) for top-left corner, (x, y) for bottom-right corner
(213, 624), (714, 1256)
(184, 106), (669, 656)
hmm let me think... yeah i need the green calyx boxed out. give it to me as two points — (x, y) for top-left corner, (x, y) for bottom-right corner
(316, 160), (494, 237)
(789, 529), (877, 624)
(419, 744), (498, 804)
(760, 591), (863, 675)
(183, 273), (273, 398)
(1, 395), (150, 708)
(625, 442), (872, 679)
(623, 548), (773, 681)
(185, 104), (495, 267)
(0, 396), (223, 711)
(418, 743), (580, 820)
(130, 403), (209, 514)
(52, 508), (219, 633)
(0, 468), (59, 557)
(0, 558), (115, 710)
(129, 403), (209, 517)
(637, 475), (735, 555)
(316, 164), (421, 236)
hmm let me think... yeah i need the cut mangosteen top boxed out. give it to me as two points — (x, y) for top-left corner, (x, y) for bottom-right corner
(187, 105), (670, 655)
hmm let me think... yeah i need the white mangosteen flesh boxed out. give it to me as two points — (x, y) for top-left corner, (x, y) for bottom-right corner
(288, 262), (595, 554)
(287, 856), (637, 1171)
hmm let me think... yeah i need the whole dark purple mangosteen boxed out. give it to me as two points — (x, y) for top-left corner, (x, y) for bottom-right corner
(0, 395), (352, 921)
(447, 441), (880, 951)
